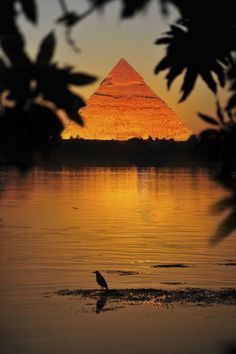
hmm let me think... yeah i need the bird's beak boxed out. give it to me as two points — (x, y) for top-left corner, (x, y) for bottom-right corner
(92, 271), (96, 273)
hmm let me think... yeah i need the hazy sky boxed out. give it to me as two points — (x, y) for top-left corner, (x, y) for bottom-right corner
(18, 0), (228, 134)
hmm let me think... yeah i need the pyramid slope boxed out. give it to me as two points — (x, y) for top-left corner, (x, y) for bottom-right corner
(63, 59), (192, 141)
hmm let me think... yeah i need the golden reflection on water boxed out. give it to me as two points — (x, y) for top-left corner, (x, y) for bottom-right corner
(0, 167), (236, 293)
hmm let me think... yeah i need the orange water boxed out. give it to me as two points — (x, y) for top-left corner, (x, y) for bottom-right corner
(0, 167), (235, 354)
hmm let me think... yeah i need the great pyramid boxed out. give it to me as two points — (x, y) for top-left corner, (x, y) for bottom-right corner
(63, 59), (191, 140)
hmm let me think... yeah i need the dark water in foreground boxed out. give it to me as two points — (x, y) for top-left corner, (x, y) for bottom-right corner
(0, 167), (236, 354)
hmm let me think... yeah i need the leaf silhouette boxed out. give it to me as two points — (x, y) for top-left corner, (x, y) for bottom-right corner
(167, 24), (186, 37)
(0, 58), (6, 73)
(121, 0), (152, 18)
(59, 90), (85, 125)
(211, 210), (236, 244)
(19, 0), (37, 24)
(216, 100), (225, 124)
(56, 12), (80, 27)
(230, 81), (236, 91)
(44, 88), (85, 125)
(227, 60), (236, 112)
(33, 55), (96, 127)
(200, 69), (217, 94)
(166, 64), (184, 89)
(155, 37), (171, 45)
(154, 20), (233, 101)
(28, 104), (64, 142)
(212, 61), (225, 87)
(211, 196), (235, 213)
(87, 0), (110, 8)
(69, 72), (97, 86)
(179, 69), (198, 102)
(226, 94), (236, 111)
(154, 57), (170, 74)
(40, 84), (86, 126)
(198, 113), (220, 126)
(36, 32), (56, 66)
(0, 35), (30, 67)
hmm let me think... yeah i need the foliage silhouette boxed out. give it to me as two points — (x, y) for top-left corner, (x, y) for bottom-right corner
(56, 0), (96, 52)
(154, 23), (229, 102)
(157, 1), (235, 100)
(88, 0), (236, 102)
(197, 99), (236, 243)
(34, 138), (197, 169)
(88, 0), (153, 18)
(210, 182), (236, 244)
(227, 60), (236, 112)
(0, 0), (96, 168)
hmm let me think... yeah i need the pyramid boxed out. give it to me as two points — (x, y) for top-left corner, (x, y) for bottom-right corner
(63, 59), (191, 140)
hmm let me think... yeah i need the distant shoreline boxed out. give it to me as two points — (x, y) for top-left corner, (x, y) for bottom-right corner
(36, 136), (203, 168)
(0, 136), (212, 169)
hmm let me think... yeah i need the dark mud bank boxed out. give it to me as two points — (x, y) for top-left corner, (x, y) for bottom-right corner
(56, 288), (236, 307)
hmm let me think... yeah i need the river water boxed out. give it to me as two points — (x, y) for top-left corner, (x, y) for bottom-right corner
(0, 167), (235, 354)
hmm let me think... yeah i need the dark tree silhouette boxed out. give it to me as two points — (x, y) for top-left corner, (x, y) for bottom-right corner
(87, 0), (236, 102)
(56, 0), (96, 52)
(227, 60), (236, 112)
(0, 0), (96, 168)
(195, 97), (236, 243)
(155, 3), (236, 101)
(155, 24), (229, 102)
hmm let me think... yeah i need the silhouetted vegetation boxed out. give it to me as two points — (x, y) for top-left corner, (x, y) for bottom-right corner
(34, 138), (199, 168)
(0, 0), (96, 169)
(88, 1), (235, 102)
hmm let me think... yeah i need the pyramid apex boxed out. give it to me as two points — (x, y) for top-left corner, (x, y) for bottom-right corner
(114, 58), (134, 68)
(117, 58), (129, 64)
(107, 58), (143, 83)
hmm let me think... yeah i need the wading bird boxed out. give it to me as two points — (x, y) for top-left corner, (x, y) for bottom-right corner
(93, 271), (109, 290)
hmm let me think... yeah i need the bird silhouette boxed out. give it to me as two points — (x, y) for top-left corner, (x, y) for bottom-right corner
(93, 271), (109, 290)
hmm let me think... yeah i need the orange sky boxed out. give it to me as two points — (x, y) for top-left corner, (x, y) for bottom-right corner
(18, 0), (229, 134)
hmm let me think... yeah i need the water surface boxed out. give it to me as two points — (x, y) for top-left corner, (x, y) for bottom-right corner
(0, 167), (236, 354)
